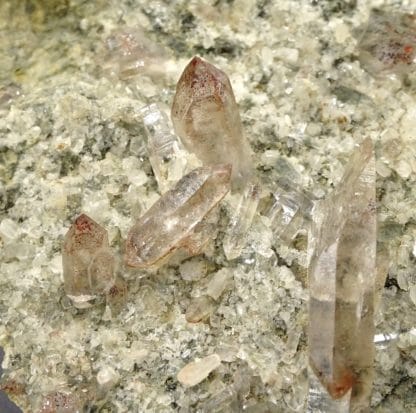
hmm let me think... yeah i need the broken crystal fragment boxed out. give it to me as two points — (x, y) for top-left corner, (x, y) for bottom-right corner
(140, 103), (187, 193)
(62, 214), (116, 307)
(357, 9), (416, 77)
(125, 164), (231, 268)
(177, 354), (221, 387)
(308, 138), (376, 411)
(171, 56), (253, 190)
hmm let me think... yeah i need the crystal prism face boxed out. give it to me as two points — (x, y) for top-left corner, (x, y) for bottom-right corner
(62, 214), (115, 306)
(357, 10), (416, 77)
(125, 164), (231, 268)
(308, 138), (376, 408)
(171, 56), (253, 190)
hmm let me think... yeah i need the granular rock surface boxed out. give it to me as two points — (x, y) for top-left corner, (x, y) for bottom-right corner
(1, 1), (416, 411)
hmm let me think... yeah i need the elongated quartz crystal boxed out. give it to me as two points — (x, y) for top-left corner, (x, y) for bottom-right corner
(125, 164), (231, 268)
(171, 56), (253, 190)
(62, 214), (116, 308)
(308, 138), (376, 411)
(223, 182), (260, 259)
(140, 103), (187, 193)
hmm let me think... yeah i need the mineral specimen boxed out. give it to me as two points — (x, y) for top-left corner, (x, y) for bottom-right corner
(101, 27), (170, 81)
(140, 103), (187, 193)
(266, 177), (316, 242)
(223, 182), (260, 259)
(185, 295), (216, 323)
(125, 164), (231, 268)
(171, 56), (253, 190)
(62, 214), (116, 307)
(308, 138), (376, 411)
(357, 9), (416, 77)
(38, 391), (83, 413)
(177, 354), (221, 387)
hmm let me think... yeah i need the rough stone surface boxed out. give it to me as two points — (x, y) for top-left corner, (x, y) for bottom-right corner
(0, 1), (415, 412)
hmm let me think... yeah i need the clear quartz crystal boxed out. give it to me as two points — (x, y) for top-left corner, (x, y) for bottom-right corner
(223, 182), (260, 259)
(171, 56), (253, 190)
(140, 103), (187, 193)
(266, 177), (316, 243)
(125, 164), (231, 268)
(308, 138), (377, 411)
(62, 214), (116, 308)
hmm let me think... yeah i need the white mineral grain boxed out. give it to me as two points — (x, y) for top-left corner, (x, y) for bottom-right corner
(177, 354), (221, 387)
(206, 269), (233, 300)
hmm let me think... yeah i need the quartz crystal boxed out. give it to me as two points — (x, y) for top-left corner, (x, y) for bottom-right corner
(171, 56), (253, 190)
(308, 138), (377, 411)
(62, 214), (116, 307)
(265, 177), (316, 243)
(357, 9), (416, 77)
(140, 103), (187, 193)
(177, 354), (221, 387)
(101, 28), (170, 81)
(223, 182), (260, 259)
(125, 164), (231, 268)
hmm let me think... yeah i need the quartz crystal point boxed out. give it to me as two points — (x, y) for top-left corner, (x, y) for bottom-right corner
(62, 214), (116, 307)
(125, 164), (231, 268)
(171, 56), (253, 190)
(140, 103), (187, 193)
(308, 138), (376, 411)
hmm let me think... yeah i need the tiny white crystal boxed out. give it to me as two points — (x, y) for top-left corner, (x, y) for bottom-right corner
(177, 354), (221, 387)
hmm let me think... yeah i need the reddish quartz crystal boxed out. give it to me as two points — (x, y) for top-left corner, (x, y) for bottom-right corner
(125, 164), (231, 268)
(62, 214), (115, 307)
(171, 56), (253, 190)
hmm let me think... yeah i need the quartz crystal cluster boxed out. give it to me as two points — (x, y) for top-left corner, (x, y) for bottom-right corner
(172, 56), (259, 259)
(308, 138), (379, 411)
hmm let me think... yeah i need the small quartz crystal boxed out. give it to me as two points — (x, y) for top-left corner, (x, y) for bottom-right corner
(140, 103), (187, 193)
(308, 138), (377, 411)
(177, 354), (221, 387)
(223, 182), (260, 259)
(125, 164), (231, 268)
(357, 9), (416, 77)
(101, 27), (170, 81)
(62, 214), (116, 307)
(171, 56), (253, 190)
